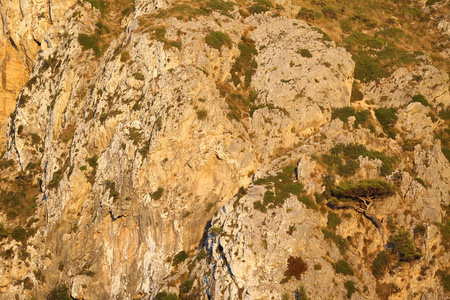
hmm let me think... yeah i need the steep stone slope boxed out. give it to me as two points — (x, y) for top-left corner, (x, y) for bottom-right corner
(0, 0), (448, 299)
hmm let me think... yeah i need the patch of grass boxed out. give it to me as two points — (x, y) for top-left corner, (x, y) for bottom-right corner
(296, 7), (318, 22)
(78, 34), (101, 57)
(11, 226), (27, 242)
(156, 4), (207, 21)
(352, 51), (387, 82)
(104, 180), (119, 202)
(84, 0), (106, 13)
(0, 223), (8, 239)
(133, 72), (145, 81)
(375, 107), (398, 139)
(87, 155), (99, 168)
(205, 31), (232, 50)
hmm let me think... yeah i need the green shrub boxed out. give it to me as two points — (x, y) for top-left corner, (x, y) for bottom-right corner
(48, 169), (64, 189)
(352, 51), (387, 82)
(331, 107), (369, 128)
(253, 165), (314, 211)
(390, 228), (422, 262)
(284, 256), (308, 280)
(375, 107), (398, 139)
(414, 223), (427, 237)
(371, 250), (391, 278)
(48, 284), (71, 300)
(78, 34), (101, 57)
(300, 49), (312, 58)
(151, 187), (164, 200)
(327, 211), (342, 229)
(413, 177), (427, 189)
(205, 31), (231, 50)
(410, 94), (430, 107)
(196, 109), (208, 120)
(344, 281), (356, 298)
(172, 250), (188, 267)
(375, 282), (400, 299)
(333, 259), (354, 276)
(87, 155), (99, 168)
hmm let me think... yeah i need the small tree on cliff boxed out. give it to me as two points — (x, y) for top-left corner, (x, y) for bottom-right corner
(328, 179), (396, 228)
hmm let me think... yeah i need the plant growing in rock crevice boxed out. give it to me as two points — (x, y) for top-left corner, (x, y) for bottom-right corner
(328, 179), (396, 228)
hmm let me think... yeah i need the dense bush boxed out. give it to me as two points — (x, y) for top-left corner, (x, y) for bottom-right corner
(151, 187), (164, 200)
(284, 256), (308, 280)
(78, 34), (101, 57)
(299, 49), (312, 58)
(179, 280), (193, 299)
(333, 259), (354, 276)
(371, 250), (391, 278)
(172, 250), (188, 266)
(327, 211), (342, 229)
(375, 107), (398, 139)
(205, 31), (231, 50)
(389, 228), (422, 262)
(297, 8), (317, 21)
(344, 280), (356, 298)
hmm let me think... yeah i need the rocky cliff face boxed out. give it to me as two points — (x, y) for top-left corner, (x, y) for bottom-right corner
(0, 0), (449, 299)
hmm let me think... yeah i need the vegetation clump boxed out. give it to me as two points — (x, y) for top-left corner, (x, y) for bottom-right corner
(333, 259), (354, 276)
(284, 256), (308, 280)
(331, 107), (370, 129)
(371, 250), (391, 278)
(321, 228), (348, 254)
(410, 94), (431, 107)
(151, 187), (164, 200)
(205, 31), (232, 50)
(344, 280), (356, 298)
(248, 0), (272, 14)
(47, 284), (71, 300)
(78, 34), (101, 57)
(375, 108), (398, 139)
(389, 228), (422, 262)
(253, 165), (316, 212)
(320, 143), (395, 177)
(172, 250), (188, 267)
